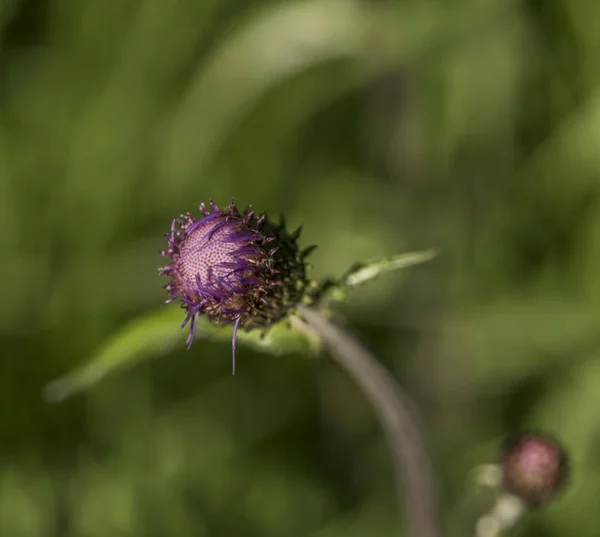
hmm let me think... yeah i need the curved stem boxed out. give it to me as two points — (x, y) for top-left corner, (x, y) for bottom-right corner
(298, 306), (443, 537)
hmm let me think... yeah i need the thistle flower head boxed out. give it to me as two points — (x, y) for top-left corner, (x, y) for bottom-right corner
(501, 431), (569, 507)
(159, 200), (311, 372)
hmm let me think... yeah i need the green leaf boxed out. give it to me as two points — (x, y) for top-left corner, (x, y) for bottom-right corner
(44, 306), (184, 403)
(342, 249), (438, 288)
(314, 248), (438, 306)
(44, 305), (322, 403)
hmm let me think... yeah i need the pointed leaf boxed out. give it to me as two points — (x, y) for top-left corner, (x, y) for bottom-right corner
(313, 248), (438, 306)
(343, 248), (438, 288)
(44, 305), (321, 403)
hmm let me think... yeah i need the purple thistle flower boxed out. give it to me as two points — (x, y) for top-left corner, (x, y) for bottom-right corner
(159, 200), (312, 373)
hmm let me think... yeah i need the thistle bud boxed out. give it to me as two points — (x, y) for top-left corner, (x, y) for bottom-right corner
(159, 200), (312, 373)
(501, 431), (569, 507)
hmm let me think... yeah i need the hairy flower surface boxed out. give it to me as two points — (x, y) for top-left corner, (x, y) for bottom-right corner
(159, 200), (312, 372)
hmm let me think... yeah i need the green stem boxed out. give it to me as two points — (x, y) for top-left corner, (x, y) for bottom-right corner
(298, 306), (443, 537)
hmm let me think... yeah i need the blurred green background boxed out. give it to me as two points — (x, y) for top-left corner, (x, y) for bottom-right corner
(1, 0), (599, 535)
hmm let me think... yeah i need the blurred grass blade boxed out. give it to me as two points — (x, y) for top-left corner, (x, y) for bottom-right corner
(44, 306), (322, 403)
(160, 0), (372, 188)
(520, 90), (600, 197)
(432, 297), (600, 395)
(159, 0), (512, 194)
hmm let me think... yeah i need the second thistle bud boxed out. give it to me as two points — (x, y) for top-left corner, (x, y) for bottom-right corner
(501, 431), (569, 507)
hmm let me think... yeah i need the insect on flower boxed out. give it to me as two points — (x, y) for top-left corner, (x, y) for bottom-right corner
(159, 200), (314, 374)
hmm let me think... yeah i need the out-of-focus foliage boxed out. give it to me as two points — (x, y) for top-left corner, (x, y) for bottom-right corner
(0, 0), (598, 535)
